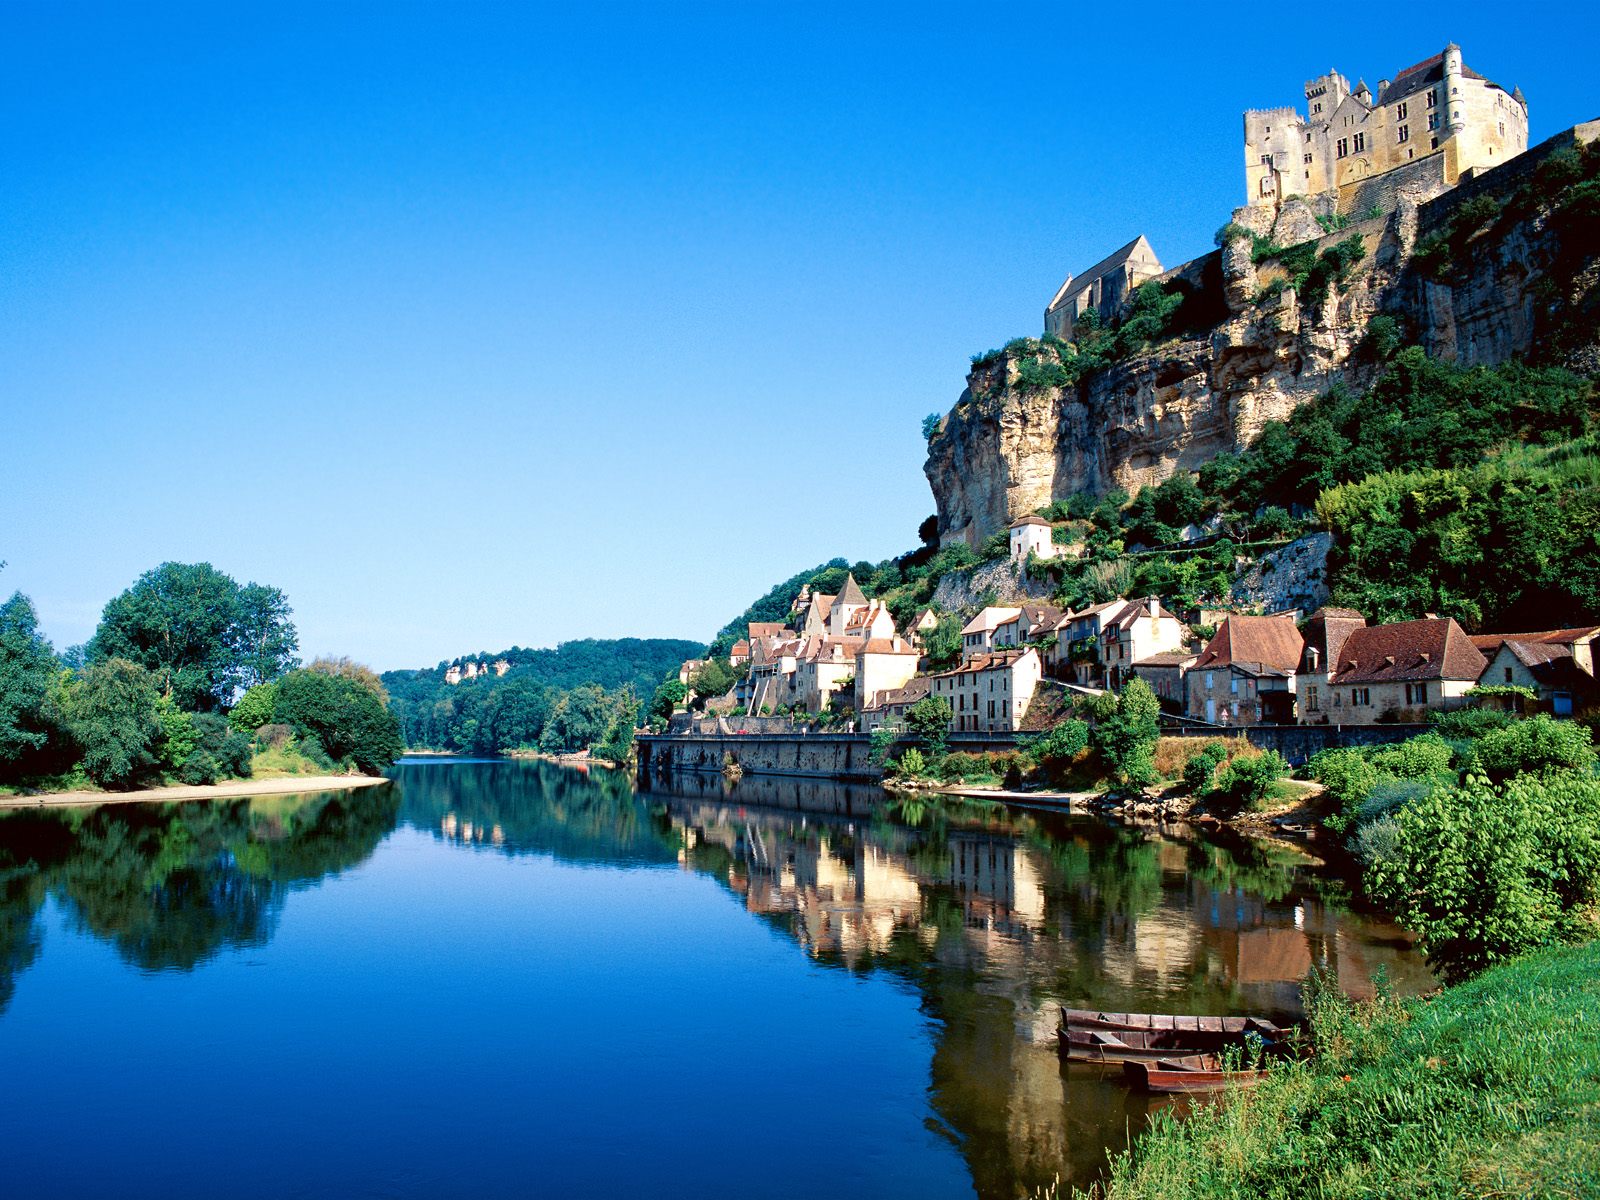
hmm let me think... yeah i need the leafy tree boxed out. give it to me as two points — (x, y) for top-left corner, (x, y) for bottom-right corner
(1090, 678), (1161, 791)
(156, 698), (201, 773)
(904, 696), (953, 758)
(1369, 771), (1600, 981)
(62, 658), (162, 789)
(922, 413), (943, 441)
(1026, 719), (1089, 783)
(229, 682), (278, 733)
(1473, 715), (1596, 781)
(592, 686), (641, 763)
(271, 668), (402, 774)
(88, 562), (299, 710)
(649, 679), (687, 727)
(1208, 750), (1289, 814)
(921, 615), (963, 671)
(308, 656), (389, 704)
(538, 684), (612, 754)
(0, 592), (62, 775)
(687, 659), (737, 706)
(1182, 741), (1229, 793)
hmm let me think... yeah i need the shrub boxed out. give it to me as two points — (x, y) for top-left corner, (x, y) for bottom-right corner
(255, 723), (294, 749)
(1354, 813), (1403, 872)
(892, 748), (927, 778)
(61, 658), (162, 790)
(1091, 678), (1161, 791)
(178, 749), (221, 785)
(229, 682), (278, 732)
(271, 668), (403, 774)
(1026, 719), (1088, 776)
(1367, 732), (1455, 781)
(1357, 777), (1432, 824)
(1473, 714), (1596, 780)
(905, 696), (953, 757)
(1208, 750), (1289, 814)
(1429, 706), (1513, 740)
(1368, 771), (1600, 981)
(1309, 748), (1379, 832)
(1182, 741), (1229, 793)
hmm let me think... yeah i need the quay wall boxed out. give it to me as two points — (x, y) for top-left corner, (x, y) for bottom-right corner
(1160, 723), (1431, 765)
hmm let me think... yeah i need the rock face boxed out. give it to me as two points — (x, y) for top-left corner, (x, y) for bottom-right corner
(1230, 532), (1334, 615)
(930, 558), (1054, 614)
(926, 122), (1600, 547)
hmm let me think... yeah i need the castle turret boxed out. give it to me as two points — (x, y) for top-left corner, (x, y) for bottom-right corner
(1442, 43), (1464, 133)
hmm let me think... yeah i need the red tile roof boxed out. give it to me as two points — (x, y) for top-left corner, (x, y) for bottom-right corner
(1331, 618), (1486, 684)
(1194, 615), (1303, 672)
(1470, 626), (1600, 653)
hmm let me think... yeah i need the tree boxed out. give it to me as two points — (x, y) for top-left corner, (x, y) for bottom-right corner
(592, 686), (641, 763)
(921, 615), (963, 671)
(649, 679), (688, 724)
(687, 659), (737, 707)
(1026, 718), (1089, 782)
(229, 682), (278, 733)
(62, 658), (162, 789)
(271, 668), (402, 774)
(88, 562), (299, 710)
(0, 592), (61, 774)
(308, 656), (389, 705)
(1091, 677), (1161, 791)
(905, 696), (953, 758)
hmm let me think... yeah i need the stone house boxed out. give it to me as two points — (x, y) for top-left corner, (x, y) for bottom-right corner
(929, 647), (1043, 734)
(859, 676), (933, 733)
(1044, 236), (1164, 340)
(1244, 44), (1528, 211)
(793, 638), (861, 713)
(1295, 607), (1368, 724)
(1326, 617), (1486, 722)
(728, 639), (751, 667)
(852, 637), (923, 716)
(1048, 599), (1140, 687)
(908, 608), (939, 646)
(1131, 650), (1198, 711)
(1008, 514), (1074, 564)
(961, 606), (1024, 660)
(1101, 598), (1189, 689)
(1187, 614), (1304, 725)
(992, 603), (1065, 651)
(1472, 626), (1600, 717)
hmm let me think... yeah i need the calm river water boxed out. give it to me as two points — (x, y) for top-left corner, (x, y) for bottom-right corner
(0, 758), (1429, 1198)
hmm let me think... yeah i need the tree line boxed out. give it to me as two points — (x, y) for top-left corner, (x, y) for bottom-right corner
(0, 561), (401, 791)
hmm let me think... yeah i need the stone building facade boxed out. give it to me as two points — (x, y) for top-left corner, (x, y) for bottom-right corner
(1244, 44), (1527, 213)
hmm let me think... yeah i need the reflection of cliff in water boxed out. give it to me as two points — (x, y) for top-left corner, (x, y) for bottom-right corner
(0, 787), (400, 1005)
(640, 772), (1431, 1197)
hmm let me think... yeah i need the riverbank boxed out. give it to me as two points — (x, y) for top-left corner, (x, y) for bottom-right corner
(1078, 939), (1600, 1199)
(0, 773), (390, 810)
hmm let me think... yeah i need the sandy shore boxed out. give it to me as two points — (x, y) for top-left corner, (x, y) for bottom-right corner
(0, 774), (390, 811)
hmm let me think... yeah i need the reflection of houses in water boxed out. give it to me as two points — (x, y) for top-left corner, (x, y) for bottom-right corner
(439, 812), (506, 847)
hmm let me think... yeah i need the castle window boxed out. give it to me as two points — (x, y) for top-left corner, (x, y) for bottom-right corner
(1426, 90), (1437, 108)
(1353, 132), (1366, 152)
(1312, 102), (1322, 114)
(1396, 102), (1408, 120)
(1428, 113), (1440, 131)
(1261, 154), (1273, 166)
(1304, 154), (1313, 164)
(1398, 124), (1409, 143)
(1431, 137), (1439, 150)
(1336, 137), (1349, 158)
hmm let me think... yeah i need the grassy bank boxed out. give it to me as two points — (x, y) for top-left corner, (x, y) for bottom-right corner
(1080, 940), (1600, 1199)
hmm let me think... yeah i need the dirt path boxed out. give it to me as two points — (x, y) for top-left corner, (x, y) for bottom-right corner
(0, 774), (390, 811)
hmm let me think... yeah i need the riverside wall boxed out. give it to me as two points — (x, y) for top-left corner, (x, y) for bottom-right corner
(1160, 722), (1431, 765)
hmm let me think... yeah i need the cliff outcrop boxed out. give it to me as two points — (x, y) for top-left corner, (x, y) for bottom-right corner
(927, 121), (1600, 547)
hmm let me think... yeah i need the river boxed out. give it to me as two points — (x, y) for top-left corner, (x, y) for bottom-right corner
(0, 758), (1429, 1198)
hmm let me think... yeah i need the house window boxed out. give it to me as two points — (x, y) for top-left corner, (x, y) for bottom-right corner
(988, 700), (995, 719)
(1397, 102), (1408, 120)
(1230, 677), (1239, 695)
(1205, 672), (1214, 690)
(1427, 90), (1437, 109)
(1304, 153), (1314, 164)
(1431, 137), (1439, 150)
(1505, 667), (1514, 683)
(1428, 113), (1440, 131)
(1405, 682), (1429, 705)
(1337, 137), (1349, 158)
(1354, 132), (1366, 152)
(1307, 686), (1320, 712)
(1352, 688), (1370, 706)
(1398, 124), (1409, 143)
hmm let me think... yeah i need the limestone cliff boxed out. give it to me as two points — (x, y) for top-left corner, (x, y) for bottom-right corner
(927, 121), (1600, 547)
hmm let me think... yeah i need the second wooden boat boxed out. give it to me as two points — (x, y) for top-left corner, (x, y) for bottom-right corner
(1121, 1054), (1270, 1093)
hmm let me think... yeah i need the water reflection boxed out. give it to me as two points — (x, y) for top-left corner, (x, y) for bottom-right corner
(0, 763), (1427, 1199)
(0, 787), (400, 995)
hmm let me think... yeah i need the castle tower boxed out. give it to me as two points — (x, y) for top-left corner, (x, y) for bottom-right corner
(1442, 43), (1464, 134)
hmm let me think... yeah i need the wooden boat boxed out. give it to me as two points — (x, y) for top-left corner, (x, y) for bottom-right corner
(1060, 1007), (1291, 1039)
(1122, 1054), (1270, 1093)
(1058, 1026), (1237, 1063)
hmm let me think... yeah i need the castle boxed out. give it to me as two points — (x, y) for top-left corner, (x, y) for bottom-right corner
(1244, 44), (1527, 211)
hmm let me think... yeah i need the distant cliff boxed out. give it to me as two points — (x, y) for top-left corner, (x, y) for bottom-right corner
(926, 120), (1600, 547)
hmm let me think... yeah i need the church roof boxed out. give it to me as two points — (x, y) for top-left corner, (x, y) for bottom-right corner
(837, 573), (868, 607)
(1046, 236), (1159, 315)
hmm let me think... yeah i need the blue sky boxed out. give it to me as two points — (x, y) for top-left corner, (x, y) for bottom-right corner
(4, 3), (1595, 671)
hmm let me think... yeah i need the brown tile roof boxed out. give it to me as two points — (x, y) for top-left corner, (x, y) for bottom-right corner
(858, 638), (918, 655)
(748, 622), (790, 641)
(930, 648), (1036, 677)
(1009, 514), (1052, 528)
(1378, 51), (1487, 106)
(837, 573), (868, 606)
(730, 639), (750, 656)
(1469, 626), (1600, 653)
(1134, 650), (1198, 668)
(1194, 615), (1303, 672)
(865, 676), (932, 711)
(1331, 618), (1487, 684)
(961, 606), (1022, 636)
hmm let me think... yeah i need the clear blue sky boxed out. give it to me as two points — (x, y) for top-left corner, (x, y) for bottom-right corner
(4, 3), (1595, 671)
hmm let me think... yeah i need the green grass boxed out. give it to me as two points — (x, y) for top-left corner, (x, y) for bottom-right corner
(1078, 940), (1600, 1199)
(249, 744), (334, 779)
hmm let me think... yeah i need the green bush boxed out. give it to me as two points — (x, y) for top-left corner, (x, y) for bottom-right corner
(1368, 770), (1600, 981)
(272, 668), (403, 774)
(1025, 718), (1088, 777)
(892, 747), (927, 778)
(1473, 714), (1596, 780)
(1182, 742), (1228, 793)
(1367, 732), (1455, 781)
(1090, 678), (1161, 791)
(1309, 748), (1380, 832)
(61, 657), (162, 790)
(1208, 750), (1289, 814)
(228, 682), (279, 733)
(1429, 705), (1513, 740)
